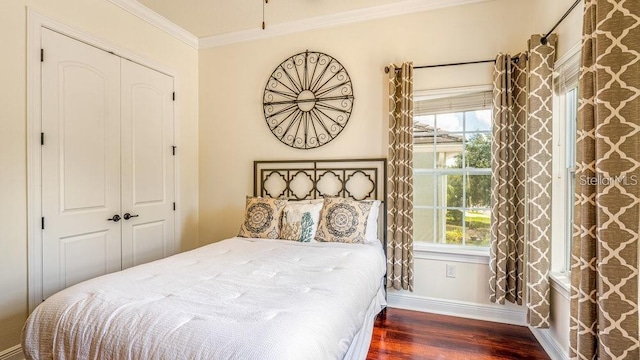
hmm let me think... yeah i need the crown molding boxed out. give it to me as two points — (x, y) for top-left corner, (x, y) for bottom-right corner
(106, 0), (491, 49)
(199, 0), (491, 48)
(107, 0), (199, 48)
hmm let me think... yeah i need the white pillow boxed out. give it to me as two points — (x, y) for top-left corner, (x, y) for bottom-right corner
(364, 200), (381, 242)
(280, 202), (323, 242)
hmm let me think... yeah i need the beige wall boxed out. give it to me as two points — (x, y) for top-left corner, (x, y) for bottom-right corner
(198, 0), (535, 311)
(198, 0), (592, 337)
(550, 284), (571, 354)
(531, 0), (583, 59)
(0, 0), (199, 350)
(199, 0), (532, 243)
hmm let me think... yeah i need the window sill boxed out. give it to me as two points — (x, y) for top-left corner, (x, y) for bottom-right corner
(413, 243), (489, 264)
(549, 271), (570, 300)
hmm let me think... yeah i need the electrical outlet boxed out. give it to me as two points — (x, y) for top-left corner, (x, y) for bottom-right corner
(446, 264), (457, 278)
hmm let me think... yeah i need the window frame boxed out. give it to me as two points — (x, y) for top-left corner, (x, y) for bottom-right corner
(412, 85), (493, 256)
(551, 45), (580, 275)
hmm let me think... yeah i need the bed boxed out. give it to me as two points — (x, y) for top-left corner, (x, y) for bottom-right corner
(23, 159), (388, 360)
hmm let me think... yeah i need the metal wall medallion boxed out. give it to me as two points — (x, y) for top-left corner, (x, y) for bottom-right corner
(263, 50), (354, 149)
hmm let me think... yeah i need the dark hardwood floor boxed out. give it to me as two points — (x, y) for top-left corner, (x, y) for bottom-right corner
(367, 308), (550, 360)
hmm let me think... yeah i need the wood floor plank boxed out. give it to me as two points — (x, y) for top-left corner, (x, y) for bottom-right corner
(367, 308), (550, 360)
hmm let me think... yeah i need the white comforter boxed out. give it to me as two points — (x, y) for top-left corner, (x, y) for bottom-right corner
(23, 237), (386, 360)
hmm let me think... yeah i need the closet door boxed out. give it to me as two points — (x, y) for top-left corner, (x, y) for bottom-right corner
(120, 59), (175, 269)
(41, 29), (122, 298)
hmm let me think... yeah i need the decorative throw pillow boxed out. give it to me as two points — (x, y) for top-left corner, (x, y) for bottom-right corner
(238, 196), (287, 239)
(315, 197), (372, 243)
(280, 202), (323, 242)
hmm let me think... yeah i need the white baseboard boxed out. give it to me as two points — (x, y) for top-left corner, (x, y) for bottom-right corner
(387, 292), (527, 326)
(529, 327), (568, 360)
(0, 345), (23, 360)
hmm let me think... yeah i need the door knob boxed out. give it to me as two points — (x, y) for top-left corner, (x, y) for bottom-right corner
(123, 213), (139, 220)
(107, 214), (121, 222)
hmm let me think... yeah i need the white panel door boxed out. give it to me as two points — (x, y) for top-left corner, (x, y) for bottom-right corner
(120, 59), (175, 269)
(41, 29), (122, 298)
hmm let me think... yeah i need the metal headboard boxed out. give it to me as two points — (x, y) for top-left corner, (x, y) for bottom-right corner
(254, 159), (386, 200)
(253, 158), (387, 243)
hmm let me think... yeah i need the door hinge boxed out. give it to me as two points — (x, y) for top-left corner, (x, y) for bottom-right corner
(41, 132), (44, 145)
(172, 92), (175, 101)
(41, 217), (45, 230)
(172, 146), (177, 156)
(173, 202), (176, 211)
(40, 49), (44, 62)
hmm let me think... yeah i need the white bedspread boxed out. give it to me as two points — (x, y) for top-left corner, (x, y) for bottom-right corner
(23, 237), (386, 360)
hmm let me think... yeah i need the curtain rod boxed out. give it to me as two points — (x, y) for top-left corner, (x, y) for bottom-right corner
(385, 0), (580, 73)
(541, 0), (581, 45)
(415, 59), (494, 70)
(384, 58), (521, 74)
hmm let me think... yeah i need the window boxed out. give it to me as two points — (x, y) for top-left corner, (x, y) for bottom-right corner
(413, 89), (492, 248)
(552, 49), (580, 272)
(564, 87), (577, 269)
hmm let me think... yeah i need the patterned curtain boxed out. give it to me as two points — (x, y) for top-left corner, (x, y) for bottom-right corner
(526, 34), (556, 329)
(490, 53), (527, 306)
(570, 0), (639, 359)
(490, 34), (556, 329)
(387, 62), (414, 291)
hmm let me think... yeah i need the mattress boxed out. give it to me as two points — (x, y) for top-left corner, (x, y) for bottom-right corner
(23, 237), (386, 360)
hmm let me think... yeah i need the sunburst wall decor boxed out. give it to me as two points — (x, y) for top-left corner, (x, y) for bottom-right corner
(263, 50), (354, 150)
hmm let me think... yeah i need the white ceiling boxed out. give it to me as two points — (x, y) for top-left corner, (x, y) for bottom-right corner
(136, 0), (408, 38)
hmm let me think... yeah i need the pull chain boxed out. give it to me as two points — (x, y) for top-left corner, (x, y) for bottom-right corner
(262, 0), (269, 29)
